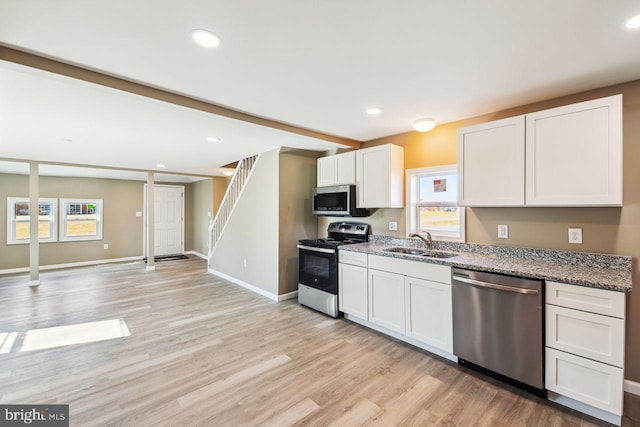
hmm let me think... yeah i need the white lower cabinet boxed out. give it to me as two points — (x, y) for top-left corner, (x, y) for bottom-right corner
(368, 269), (405, 334)
(338, 263), (368, 319)
(404, 276), (453, 352)
(546, 347), (624, 415)
(545, 281), (626, 424)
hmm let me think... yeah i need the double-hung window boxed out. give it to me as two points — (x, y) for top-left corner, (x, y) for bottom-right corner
(59, 199), (103, 241)
(6, 197), (58, 244)
(406, 165), (465, 241)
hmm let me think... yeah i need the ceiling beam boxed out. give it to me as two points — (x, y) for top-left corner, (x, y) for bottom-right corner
(0, 45), (361, 149)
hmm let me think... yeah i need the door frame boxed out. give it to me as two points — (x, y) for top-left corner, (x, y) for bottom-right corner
(143, 184), (185, 257)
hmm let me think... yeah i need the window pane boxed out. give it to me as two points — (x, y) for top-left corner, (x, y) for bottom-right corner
(418, 173), (458, 204)
(419, 207), (461, 233)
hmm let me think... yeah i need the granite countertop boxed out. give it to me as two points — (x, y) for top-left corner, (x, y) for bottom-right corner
(340, 236), (632, 292)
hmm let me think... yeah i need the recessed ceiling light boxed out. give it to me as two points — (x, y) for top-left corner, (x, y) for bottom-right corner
(156, 164), (165, 168)
(412, 118), (437, 132)
(365, 107), (382, 115)
(626, 14), (640, 29)
(206, 137), (221, 142)
(62, 138), (73, 143)
(222, 170), (234, 176)
(191, 29), (221, 48)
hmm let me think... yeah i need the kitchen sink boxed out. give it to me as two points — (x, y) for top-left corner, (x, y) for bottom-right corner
(383, 247), (458, 259)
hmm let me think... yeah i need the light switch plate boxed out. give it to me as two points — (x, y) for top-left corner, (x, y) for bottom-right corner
(389, 222), (398, 231)
(135, 211), (142, 217)
(568, 228), (583, 244)
(103, 243), (109, 250)
(498, 224), (509, 239)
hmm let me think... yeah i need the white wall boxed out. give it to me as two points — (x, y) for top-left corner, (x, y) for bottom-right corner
(210, 149), (280, 296)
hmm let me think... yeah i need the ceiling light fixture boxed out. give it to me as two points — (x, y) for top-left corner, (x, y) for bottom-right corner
(412, 118), (437, 132)
(206, 137), (221, 142)
(365, 107), (382, 115)
(222, 170), (234, 176)
(626, 13), (640, 29)
(191, 29), (222, 48)
(156, 164), (165, 168)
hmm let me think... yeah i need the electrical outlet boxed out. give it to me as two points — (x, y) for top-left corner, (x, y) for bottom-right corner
(389, 221), (398, 231)
(243, 259), (247, 268)
(207, 211), (212, 217)
(497, 224), (509, 239)
(568, 228), (583, 244)
(135, 211), (142, 217)
(103, 243), (109, 250)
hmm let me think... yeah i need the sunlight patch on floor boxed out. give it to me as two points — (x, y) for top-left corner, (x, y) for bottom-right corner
(20, 318), (131, 352)
(0, 332), (18, 354)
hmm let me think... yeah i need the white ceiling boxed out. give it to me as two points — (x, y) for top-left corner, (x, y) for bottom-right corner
(1, 0), (640, 176)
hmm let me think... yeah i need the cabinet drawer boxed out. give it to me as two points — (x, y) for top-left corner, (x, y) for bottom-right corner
(339, 250), (367, 267)
(546, 305), (624, 367)
(546, 347), (623, 415)
(368, 255), (451, 284)
(546, 281), (625, 318)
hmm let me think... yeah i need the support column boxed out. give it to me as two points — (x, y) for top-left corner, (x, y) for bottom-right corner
(29, 162), (40, 287)
(146, 172), (155, 271)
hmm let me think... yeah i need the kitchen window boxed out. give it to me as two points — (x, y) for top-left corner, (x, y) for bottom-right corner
(59, 199), (103, 242)
(6, 197), (58, 244)
(406, 165), (465, 241)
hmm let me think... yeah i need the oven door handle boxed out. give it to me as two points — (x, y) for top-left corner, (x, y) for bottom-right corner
(297, 244), (336, 254)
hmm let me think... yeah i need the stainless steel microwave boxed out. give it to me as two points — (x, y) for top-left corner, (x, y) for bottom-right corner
(312, 185), (370, 217)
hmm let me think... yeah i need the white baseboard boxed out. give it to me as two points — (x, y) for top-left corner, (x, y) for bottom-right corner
(625, 379), (640, 396)
(278, 290), (298, 301)
(0, 256), (143, 275)
(209, 268), (290, 302)
(185, 251), (208, 260)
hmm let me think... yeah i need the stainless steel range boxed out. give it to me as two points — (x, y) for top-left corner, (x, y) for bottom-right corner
(297, 221), (369, 317)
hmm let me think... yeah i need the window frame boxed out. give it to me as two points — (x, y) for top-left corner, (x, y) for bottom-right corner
(405, 165), (466, 242)
(6, 197), (58, 245)
(59, 198), (104, 242)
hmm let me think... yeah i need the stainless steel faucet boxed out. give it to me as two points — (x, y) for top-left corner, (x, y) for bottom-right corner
(409, 232), (433, 250)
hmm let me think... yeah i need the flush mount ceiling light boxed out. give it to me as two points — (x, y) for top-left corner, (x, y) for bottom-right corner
(206, 137), (221, 142)
(156, 164), (165, 168)
(222, 170), (234, 176)
(191, 29), (222, 48)
(365, 107), (382, 115)
(412, 118), (437, 132)
(626, 13), (640, 29)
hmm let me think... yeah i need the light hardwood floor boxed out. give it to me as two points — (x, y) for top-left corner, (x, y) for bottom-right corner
(0, 257), (633, 426)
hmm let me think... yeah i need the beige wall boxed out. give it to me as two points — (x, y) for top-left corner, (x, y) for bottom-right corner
(0, 173), (144, 269)
(191, 179), (213, 256)
(279, 151), (318, 294)
(357, 79), (640, 382)
(213, 176), (230, 216)
(211, 149), (280, 295)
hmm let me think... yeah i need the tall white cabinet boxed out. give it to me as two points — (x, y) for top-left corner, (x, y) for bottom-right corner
(355, 144), (404, 208)
(457, 94), (623, 207)
(526, 95), (622, 206)
(458, 116), (525, 206)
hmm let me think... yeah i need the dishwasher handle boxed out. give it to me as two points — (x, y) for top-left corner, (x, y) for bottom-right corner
(453, 275), (539, 295)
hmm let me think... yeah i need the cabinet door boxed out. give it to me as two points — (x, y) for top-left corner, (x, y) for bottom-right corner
(405, 277), (452, 352)
(338, 263), (368, 319)
(368, 269), (405, 333)
(457, 116), (525, 206)
(317, 156), (336, 187)
(546, 347), (623, 415)
(525, 95), (622, 206)
(356, 144), (404, 208)
(335, 151), (356, 185)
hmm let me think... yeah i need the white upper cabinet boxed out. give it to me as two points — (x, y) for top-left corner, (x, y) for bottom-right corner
(525, 95), (622, 206)
(458, 116), (525, 206)
(317, 151), (355, 187)
(356, 144), (404, 208)
(457, 94), (623, 207)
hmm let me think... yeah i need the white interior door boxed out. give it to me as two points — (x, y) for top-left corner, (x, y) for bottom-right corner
(152, 185), (184, 256)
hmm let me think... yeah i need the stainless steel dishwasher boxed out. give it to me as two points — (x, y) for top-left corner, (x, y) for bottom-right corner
(452, 268), (545, 395)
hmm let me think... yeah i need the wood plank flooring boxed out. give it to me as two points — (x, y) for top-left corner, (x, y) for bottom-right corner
(0, 256), (633, 426)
